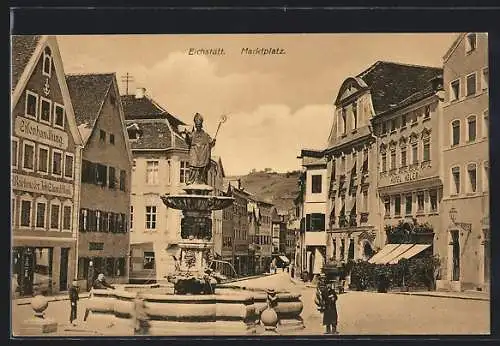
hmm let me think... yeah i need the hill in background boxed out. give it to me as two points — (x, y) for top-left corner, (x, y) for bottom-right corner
(225, 170), (301, 212)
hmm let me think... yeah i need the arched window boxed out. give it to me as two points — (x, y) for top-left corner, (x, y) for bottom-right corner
(43, 47), (52, 77)
(451, 166), (461, 195)
(467, 115), (477, 142)
(451, 120), (460, 146)
(467, 163), (477, 193)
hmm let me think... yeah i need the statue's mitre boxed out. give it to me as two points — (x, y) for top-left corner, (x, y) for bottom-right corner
(194, 113), (204, 122)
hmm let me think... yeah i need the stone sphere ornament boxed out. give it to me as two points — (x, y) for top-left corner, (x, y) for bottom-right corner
(31, 295), (49, 317)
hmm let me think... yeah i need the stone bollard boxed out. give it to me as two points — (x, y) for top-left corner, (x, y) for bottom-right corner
(20, 295), (58, 335)
(260, 289), (279, 335)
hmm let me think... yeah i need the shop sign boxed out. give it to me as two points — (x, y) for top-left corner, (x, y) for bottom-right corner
(389, 169), (420, 184)
(12, 173), (73, 198)
(15, 117), (69, 150)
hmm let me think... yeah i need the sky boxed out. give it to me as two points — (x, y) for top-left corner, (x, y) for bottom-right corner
(57, 33), (458, 176)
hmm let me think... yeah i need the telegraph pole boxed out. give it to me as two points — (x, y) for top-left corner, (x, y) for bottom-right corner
(121, 72), (134, 95)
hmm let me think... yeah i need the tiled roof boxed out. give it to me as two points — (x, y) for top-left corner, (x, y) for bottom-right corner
(66, 73), (114, 127)
(11, 35), (42, 92)
(128, 121), (173, 150)
(120, 95), (186, 127)
(357, 61), (442, 114)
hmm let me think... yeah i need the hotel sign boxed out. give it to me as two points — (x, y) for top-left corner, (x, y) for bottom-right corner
(389, 169), (420, 184)
(15, 117), (69, 150)
(12, 173), (73, 198)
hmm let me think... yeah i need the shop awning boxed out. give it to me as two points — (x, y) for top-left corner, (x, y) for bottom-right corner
(279, 255), (290, 264)
(388, 244), (431, 264)
(368, 244), (400, 264)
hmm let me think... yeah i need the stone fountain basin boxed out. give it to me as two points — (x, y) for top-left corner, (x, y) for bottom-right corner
(85, 286), (304, 335)
(161, 194), (234, 211)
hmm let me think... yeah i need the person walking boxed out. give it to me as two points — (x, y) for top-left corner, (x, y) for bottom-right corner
(69, 280), (79, 326)
(315, 275), (339, 335)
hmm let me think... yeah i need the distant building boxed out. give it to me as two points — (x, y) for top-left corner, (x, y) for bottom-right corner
(66, 73), (133, 289)
(257, 200), (274, 272)
(226, 184), (250, 276)
(437, 33), (489, 292)
(122, 89), (224, 282)
(11, 36), (83, 296)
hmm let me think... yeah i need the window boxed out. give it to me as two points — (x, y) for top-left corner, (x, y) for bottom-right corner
(109, 166), (116, 189)
(309, 213), (325, 231)
(20, 199), (32, 227)
(452, 167), (460, 195)
(400, 147), (407, 167)
(42, 47), (52, 76)
(63, 205), (72, 231)
(394, 195), (401, 216)
(54, 103), (65, 128)
(417, 192), (424, 212)
(12, 138), (19, 168)
(391, 118), (397, 132)
(362, 148), (368, 173)
(465, 33), (477, 53)
(341, 156), (346, 174)
(36, 146), (49, 174)
(23, 142), (35, 171)
(341, 108), (346, 134)
(25, 91), (38, 119)
(311, 174), (322, 194)
(390, 149), (396, 170)
(352, 152), (357, 174)
(381, 152), (387, 172)
(179, 160), (189, 184)
(452, 120), (460, 146)
(146, 206), (157, 230)
(146, 161), (159, 185)
(423, 138), (430, 162)
(483, 110), (488, 137)
(384, 197), (390, 216)
(50, 202), (60, 230)
(52, 150), (63, 176)
(424, 105), (431, 119)
(467, 163), (477, 193)
(405, 195), (413, 215)
(401, 114), (407, 127)
(412, 143), (418, 164)
(352, 102), (357, 129)
(39, 97), (51, 124)
(467, 116), (477, 142)
(96, 164), (107, 186)
(80, 209), (88, 232)
(99, 130), (106, 142)
(450, 80), (460, 101)
(130, 206), (134, 230)
(362, 190), (368, 212)
(64, 153), (74, 179)
(144, 252), (155, 269)
(116, 258), (125, 277)
(430, 190), (438, 212)
(35, 201), (46, 229)
(120, 170), (126, 191)
(466, 73), (476, 97)
(481, 67), (489, 90)
(109, 134), (115, 145)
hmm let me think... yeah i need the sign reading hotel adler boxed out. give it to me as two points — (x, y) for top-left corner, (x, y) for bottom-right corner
(12, 173), (73, 198)
(15, 117), (69, 149)
(390, 169), (420, 184)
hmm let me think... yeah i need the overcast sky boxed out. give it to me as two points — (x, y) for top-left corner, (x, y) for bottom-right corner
(57, 33), (458, 176)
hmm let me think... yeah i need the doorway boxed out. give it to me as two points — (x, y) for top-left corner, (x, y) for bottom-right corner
(59, 248), (69, 291)
(451, 231), (460, 281)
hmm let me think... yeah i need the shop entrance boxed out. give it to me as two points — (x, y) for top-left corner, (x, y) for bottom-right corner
(59, 248), (69, 291)
(12, 247), (53, 297)
(451, 230), (460, 281)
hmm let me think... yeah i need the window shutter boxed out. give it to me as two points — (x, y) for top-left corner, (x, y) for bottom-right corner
(305, 214), (311, 231)
(79, 209), (85, 232)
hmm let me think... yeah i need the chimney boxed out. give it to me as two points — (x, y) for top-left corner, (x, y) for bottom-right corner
(135, 87), (146, 99)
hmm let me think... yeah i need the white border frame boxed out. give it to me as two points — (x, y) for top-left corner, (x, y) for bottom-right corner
(19, 194), (33, 229)
(450, 165), (461, 196)
(450, 119), (461, 147)
(34, 197), (48, 230)
(64, 152), (75, 180)
(37, 144), (50, 175)
(42, 47), (52, 77)
(39, 96), (52, 125)
(61, 202), (73, 232)
(449, 78), (461, 102)
(11, 136), (19, 169)
(49, 198), (61, 231)
(466, 114), (477, 143)
(51, 148), (64, 177)
(24, 90), (39, 120)
(53, 102), (65, 130)
(22, 140), (36, 172)
(465, 72), (478, 98)
(466, 162), (478, 194)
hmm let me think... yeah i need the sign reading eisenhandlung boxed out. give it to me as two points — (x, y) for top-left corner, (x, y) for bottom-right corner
(12, 173), (73, 198)
(15, 117), (69, 149)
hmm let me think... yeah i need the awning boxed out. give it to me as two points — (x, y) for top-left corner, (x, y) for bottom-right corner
(375, 244), (414, 264)
(279, 255), (290, 264)
(368, 244), (400, 264)
(388, 244), (431, 264)
(369, 243), (431, 265)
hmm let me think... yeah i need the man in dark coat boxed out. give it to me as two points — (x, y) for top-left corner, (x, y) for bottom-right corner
(69, 280), (79, 325)
(92, 273), (115, 290)
(315, 276), (339, 335)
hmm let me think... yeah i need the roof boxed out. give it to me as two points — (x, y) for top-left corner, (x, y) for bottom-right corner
(66, 73), (114, 127)
(120, 94), (186, 127)
(356, 61), (442, 114)
(11, 35), (42, 92)
(127, 120), (174, 150)
(443, 33), (466, 62)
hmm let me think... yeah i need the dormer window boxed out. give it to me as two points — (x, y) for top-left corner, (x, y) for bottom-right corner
(465, 33), (477, 54)
(127, 123), (142, 141)
(42, 47), (52, 77)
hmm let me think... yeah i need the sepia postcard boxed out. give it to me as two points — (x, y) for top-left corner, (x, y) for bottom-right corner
(10, 32), (490, 337)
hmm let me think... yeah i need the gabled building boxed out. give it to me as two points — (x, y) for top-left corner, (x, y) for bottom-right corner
(122, 88), (223, 283)
(226, 184), (250, 276)
(66, 73), (132, 289)
(437, 33), (489, 292)
(11, 35), (83, 296)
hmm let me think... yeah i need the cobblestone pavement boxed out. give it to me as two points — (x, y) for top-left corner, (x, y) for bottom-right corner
(11, 273), (490, 336)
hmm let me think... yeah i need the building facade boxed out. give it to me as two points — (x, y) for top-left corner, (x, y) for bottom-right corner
(11, 35), (83, 296)
(437, 33), (489, 292)
(66, 73), (132, 289)
(122, 89), (223, 282)
(257, 200), (273, 273)
(227, 185), (250, 276)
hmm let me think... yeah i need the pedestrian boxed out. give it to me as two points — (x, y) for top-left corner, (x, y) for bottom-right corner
(69, 280), (79, 326)
(315, 275), (339, 335)
(84, 273), (115, 322)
